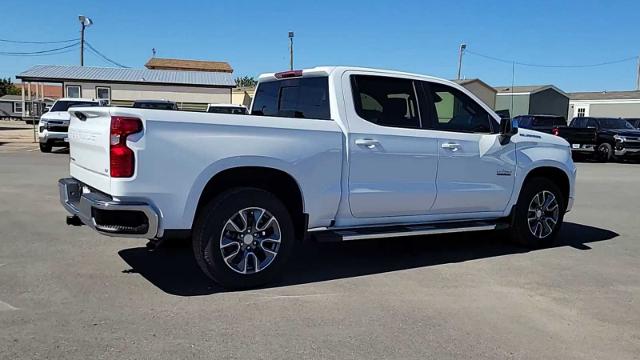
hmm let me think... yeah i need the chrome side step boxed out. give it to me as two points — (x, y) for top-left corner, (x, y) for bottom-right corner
(312, 221), (505, 242)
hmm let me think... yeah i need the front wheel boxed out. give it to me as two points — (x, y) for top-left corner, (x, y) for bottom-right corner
(595, 143), (613, 162)
(510, 178), (565, 248)
(192, 188), (295, 289)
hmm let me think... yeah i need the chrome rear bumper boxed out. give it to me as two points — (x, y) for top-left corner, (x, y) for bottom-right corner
(58, 178), (159, 238)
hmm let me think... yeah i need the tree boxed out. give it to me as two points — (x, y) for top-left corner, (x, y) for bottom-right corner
(0, 78), (20, 97)
(235, 76), (257, 88)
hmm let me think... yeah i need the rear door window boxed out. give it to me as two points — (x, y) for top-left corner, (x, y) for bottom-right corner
(252, 77), (330, 120)
(350, 75), (421, 129)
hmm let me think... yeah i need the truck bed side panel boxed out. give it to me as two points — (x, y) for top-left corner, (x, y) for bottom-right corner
(107, 110), (344, 231)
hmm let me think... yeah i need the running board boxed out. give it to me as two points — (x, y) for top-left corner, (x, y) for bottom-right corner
(312, 220), (507, 242)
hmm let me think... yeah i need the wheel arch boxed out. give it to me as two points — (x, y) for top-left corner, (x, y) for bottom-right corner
(521, 166), (571, 209)
(192, 166), (307, 240)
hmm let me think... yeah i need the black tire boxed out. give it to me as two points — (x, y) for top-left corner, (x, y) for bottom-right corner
(39, 142), (52, 153)
(510, 177), (565, 248)
(595, 143), (613, 162)
(192, 187), (295, 289)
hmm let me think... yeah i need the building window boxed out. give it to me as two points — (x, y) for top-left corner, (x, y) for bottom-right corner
(96, 86), (111, 104)
(577, 107), (586, 117)
(66, 85), (81, 98)
(13, 102), (23, 113)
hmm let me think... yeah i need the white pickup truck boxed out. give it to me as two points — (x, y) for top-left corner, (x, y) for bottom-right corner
(59, 66), (576, 288)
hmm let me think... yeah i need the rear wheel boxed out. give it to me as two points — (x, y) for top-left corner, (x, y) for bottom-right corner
(39, 142), (52, 153)
(192, 187), (295, 289)
(510, 177), (565, 248)
(595, 143), (613, 162)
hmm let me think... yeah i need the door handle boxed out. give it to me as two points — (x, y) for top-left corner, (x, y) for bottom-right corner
(355, 138), (380, 149)
(441, 142), (461, 151)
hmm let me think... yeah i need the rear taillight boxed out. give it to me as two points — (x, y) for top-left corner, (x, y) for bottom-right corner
(552, 127), (559, 136)
(110, 116), (142, 178)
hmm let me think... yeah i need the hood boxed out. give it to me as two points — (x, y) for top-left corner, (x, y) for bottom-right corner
(515, 128), (569, 147)
(600, 129), (640, 137)
(40, 111), (71, 123)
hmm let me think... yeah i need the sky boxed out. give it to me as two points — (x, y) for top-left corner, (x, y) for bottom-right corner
(1, 0), (639, 92)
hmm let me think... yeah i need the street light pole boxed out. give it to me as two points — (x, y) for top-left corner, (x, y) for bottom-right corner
(456, 43), (467, 80)
(78, 15), (93, 66)
(636, 56), (640, 91)
(288, 31), (294, 71)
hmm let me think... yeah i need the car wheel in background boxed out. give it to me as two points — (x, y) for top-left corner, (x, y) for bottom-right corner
(192, 187), (295, 289)
(595, 143), (613, 162)
(39, 142), (52, 153)
(510, 177), (565, 248)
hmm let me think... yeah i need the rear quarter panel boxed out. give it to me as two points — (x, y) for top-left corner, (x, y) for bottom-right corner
(108, 109), (344, 231)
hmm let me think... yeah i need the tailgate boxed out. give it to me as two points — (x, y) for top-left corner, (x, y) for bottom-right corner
(68, 108), (112, 193)
(558, 128), (597, 144)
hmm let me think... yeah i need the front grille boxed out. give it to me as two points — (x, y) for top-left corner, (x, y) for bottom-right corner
(47, 125), (68, 132)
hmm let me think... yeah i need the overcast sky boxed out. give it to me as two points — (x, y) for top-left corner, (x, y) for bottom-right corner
(1, 0), (639, 92)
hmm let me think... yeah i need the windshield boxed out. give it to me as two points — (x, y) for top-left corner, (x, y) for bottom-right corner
(208, 106), (247, 114)
(133, 102), (177, 110)
(51, 101), (98, 112)
(597, 118), (634, 129)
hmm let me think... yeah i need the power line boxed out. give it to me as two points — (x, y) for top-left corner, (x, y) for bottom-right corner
(0, 42), (80, 55)
(84, 41), (129, 68)
(0, 46), (79, 57)
(0, 37), (80, 44)
(466, 49), (638, 68)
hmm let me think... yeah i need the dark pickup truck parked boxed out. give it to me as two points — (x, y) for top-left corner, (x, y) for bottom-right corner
(513, 114), (566, 134)
(555, 117), (640, 161)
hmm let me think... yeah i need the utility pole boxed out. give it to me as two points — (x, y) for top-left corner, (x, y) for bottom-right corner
(288, 31), (294, 70)
(456, 43), (467, 80)
(78, 15), (93, 66)
(636, 56), (640, 91)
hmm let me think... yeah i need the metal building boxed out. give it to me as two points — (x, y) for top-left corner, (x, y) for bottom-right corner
(494, 85), (569, 119)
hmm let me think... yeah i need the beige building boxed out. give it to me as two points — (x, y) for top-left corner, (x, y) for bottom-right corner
(232, 87), (255, 107)
(454, 78), (497, 109)
(16, 61), (236, 113)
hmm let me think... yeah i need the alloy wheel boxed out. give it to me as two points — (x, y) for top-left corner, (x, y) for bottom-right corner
(527, 190), (560, 239)
(218, 207), (281, 274)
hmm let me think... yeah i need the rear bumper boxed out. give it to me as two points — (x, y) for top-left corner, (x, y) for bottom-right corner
(58, 178), (159, 238)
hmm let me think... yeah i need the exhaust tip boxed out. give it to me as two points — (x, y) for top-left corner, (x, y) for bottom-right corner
(66, 215), (83, 226)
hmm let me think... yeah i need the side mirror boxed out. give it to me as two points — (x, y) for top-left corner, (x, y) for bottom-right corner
(500, 118), (518, 136)
(499, 118), (518, 144)
(42, 108), (49, 114)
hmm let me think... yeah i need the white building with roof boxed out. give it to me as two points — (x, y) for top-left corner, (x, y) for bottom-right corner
(16, 64), (236, 114)
(568, 90), (640, 119)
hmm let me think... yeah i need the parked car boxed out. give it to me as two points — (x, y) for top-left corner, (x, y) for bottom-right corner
(555, 117), (640, 161)
(132, 100), (178, 111)
(513, 114), (566, 134)
(38, 98), (101, 152)
(206, 104), (248, 114)
(59, 66), (576, 289)
(625, 118), (640, 129)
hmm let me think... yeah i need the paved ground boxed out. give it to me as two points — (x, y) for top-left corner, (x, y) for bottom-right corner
(0, 150), (638, 359)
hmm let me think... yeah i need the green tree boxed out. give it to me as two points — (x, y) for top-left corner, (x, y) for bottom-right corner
(0, 78), (20, 97)
(235, 76), (257, 88)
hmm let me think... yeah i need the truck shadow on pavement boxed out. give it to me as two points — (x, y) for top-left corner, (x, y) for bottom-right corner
(118, 222), (617, 296)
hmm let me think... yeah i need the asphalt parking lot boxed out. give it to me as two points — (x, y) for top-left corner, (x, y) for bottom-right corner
(1, 150), (639, 359)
